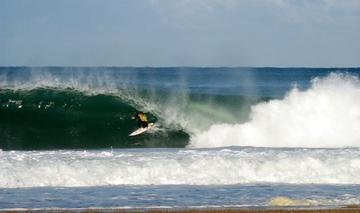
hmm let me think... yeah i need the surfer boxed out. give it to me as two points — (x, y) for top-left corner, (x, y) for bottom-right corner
(132, 112), (149, 128)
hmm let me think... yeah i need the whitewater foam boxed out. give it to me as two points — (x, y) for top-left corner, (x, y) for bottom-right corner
(1, 148), (360, 188)
(190, 73), (360, 148)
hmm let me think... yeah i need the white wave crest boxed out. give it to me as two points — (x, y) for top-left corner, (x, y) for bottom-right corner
(190, 73), (360, 148)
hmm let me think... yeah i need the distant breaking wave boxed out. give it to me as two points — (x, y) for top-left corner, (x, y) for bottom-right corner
(190, 73), (360, 148)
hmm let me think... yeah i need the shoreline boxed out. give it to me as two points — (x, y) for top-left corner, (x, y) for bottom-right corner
(2, 206), (360, 213)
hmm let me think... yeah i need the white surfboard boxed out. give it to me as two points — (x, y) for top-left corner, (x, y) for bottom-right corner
(129, 123), (154, 136)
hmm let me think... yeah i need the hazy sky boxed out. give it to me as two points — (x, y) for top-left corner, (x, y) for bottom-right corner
(1, 0), (359, 67)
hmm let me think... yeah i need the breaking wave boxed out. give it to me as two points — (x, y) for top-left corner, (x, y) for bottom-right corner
(190, 73), (360, 148)
(1, 67), (360, 150)
(0, 67), (260, 150)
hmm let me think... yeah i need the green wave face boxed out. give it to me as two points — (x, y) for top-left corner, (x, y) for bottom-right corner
(0, 88), (189, 150)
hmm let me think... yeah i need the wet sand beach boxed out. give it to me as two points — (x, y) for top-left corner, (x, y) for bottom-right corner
(2, 206), (360, 213)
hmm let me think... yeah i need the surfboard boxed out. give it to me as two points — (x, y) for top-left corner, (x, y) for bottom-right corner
(129, 123), (154, 136)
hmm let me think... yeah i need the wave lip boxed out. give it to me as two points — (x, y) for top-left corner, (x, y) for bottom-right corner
(190, 73), (360, 148)
(1, 147), (360, 188)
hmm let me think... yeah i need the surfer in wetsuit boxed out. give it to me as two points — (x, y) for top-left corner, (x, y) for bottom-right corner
(132, 112), (149, 128)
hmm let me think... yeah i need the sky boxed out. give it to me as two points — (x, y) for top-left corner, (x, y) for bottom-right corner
(0, 0), (359, 67)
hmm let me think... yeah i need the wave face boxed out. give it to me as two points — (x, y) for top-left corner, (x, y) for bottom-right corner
(0, 87), (261, 150)
(1, 147), (360, 188)
(190, 73), (360, 148)
(0, 88), (191, 150)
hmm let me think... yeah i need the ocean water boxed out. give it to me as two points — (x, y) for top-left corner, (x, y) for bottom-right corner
(1, 67), (360, 210)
